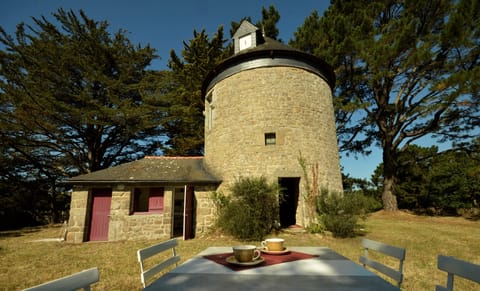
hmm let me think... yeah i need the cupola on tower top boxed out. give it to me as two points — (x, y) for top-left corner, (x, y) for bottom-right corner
(232, 20), (264, 53)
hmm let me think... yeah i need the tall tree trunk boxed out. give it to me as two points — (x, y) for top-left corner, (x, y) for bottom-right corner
(382, 176), (398, 211)
(382, 146), (399, 211)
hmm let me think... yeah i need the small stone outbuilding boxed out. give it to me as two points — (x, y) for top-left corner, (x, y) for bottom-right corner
(66, 20), (342, 243)
(67, 157), (219, 243)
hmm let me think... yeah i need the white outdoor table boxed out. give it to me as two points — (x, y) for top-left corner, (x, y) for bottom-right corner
(143, 246), (400, 291)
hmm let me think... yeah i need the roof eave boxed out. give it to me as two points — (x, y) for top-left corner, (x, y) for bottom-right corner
(67, 179), (222, 186)
(202, 48), (335, 96)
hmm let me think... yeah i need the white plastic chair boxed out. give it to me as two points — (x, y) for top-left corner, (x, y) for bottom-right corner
(436, 254), (480, 291)
(359, 238), (406, 287)
(137, 238), (180, 288)
(23, 267), (99, 291)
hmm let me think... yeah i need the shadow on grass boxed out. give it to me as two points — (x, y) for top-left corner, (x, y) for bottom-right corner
(411, 207), (480, 221)
(0, 226), (42, 238)
(466, 215), (480, 221)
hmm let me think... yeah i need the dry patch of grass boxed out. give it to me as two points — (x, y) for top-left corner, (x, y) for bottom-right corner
(1, 212), (478, 290)
(364, 211), (480, 290)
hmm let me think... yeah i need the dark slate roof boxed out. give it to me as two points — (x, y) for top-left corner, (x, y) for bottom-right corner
(67, 156), (220, 185)
(236, 36), (304, 55)
(202, 36), (336, 95)
(232, 20), (258, 38)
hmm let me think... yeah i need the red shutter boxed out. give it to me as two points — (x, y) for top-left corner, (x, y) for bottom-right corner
(148, 187), (164, 212)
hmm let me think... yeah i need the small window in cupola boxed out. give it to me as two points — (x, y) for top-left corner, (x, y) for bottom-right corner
(239, 34), (253, 51)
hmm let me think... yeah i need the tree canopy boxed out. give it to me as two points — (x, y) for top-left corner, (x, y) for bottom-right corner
(290, 0), (480, 211)
(0, 9), (163, 225)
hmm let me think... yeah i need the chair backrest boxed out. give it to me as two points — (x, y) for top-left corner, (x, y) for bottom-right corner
(137, 238), (180, 288)
(23, 267), (99, 291)
(436, 254), (480, 291)
(359, 238), (406, 288)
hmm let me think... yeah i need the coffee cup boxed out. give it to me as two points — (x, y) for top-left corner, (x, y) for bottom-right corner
(232, 245), (261, 262)
(261, 238), (285, 251)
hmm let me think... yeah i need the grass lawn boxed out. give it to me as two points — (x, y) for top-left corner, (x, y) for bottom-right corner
(1, 211), (479, 290)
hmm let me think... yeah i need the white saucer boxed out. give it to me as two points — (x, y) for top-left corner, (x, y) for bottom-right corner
(225, 256), (265, 266)
(260, 247), (290, 255)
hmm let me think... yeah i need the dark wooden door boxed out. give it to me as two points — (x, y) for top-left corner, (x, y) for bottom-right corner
(89, 188), (112, 241)
(173, 188), (184, 237)
(184, 186), (194, 240)
(278, 178), (300, 227)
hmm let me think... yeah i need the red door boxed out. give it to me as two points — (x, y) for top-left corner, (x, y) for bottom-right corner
(89, 188), (112, 241)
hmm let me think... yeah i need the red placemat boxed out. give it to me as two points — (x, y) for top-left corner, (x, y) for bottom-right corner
(203, 251), (318, 271)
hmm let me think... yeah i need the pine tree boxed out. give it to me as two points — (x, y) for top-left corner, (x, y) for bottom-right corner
(0, 9), (163, 223)
(161, 27), (229, 155)
(0, 9), (163, 174)
(291, 0), (479, 211)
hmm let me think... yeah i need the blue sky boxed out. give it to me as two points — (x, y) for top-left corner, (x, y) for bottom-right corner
(1, 0), (386, 179)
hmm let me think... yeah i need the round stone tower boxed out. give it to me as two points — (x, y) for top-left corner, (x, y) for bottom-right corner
(202, 21), (343, 227)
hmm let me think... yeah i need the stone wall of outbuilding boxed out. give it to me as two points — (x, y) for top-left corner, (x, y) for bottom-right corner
(67, 185), (217, 243)
(66, 189), (90, 243)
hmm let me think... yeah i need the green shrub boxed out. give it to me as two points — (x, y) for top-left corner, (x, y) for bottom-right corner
(316, 188), (374, 238)
(212, 176), (279, 240)
(305, 222), (325, 234)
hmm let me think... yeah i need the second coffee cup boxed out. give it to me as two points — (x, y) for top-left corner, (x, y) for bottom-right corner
(261, 238), (285, 251)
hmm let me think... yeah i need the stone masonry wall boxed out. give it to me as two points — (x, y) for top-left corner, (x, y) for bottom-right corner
(67, 186), (217, 243)
(66, 188), (89, 243)
(192, 186), (218, 234)
(109, 188), (172, 241)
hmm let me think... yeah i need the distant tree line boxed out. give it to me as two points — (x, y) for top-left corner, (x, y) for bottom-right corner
(1, 2), (479, 229)
(395, 140), (479, 214)
(344, 138), (480, 216)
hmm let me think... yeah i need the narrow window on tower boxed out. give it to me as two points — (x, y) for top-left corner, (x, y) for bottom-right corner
(264, 132), (276, 145)
(206, 93), (214, 130)
(209, 105), (214, 130)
